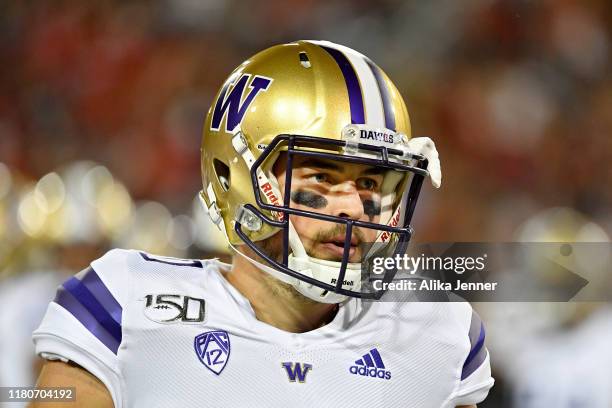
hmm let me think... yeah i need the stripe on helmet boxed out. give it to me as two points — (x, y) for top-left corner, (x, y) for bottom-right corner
(334, 46), (386, 128)
(309, 41), (387, 129)
(366, 59), (396, 131)
(313, 44), (365, 125)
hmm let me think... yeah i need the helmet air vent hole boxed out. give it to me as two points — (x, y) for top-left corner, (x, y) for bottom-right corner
(213, 159), (231, 191)
(299, 52), (311, 68)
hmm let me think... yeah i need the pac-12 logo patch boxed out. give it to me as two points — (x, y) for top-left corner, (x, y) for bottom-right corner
(194, 330), (231, 375)
(210, 73), (272, 133)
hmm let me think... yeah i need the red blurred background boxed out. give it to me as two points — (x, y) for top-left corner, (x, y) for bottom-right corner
(1, 1), (611, 407)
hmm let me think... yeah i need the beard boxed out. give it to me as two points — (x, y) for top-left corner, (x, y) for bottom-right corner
(249, 235), (320, 306)
(260, 268), (322, 307)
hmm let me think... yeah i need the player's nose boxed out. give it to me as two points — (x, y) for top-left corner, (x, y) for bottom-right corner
(329, 181), (365, 220)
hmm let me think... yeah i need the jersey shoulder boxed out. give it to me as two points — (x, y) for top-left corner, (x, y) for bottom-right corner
(82, 248), (223, 302)
(374, 301), (493, 405)
(42, 248), (222, 343)
(51, 248), (216, 310)
(32, 248), (223, 408)
(374, 299), (475, 342)
(445, 302), (494, 406)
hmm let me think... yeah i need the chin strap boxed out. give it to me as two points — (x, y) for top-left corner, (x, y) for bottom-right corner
(228, 240), (300, 286)
(227, 238), (356, 304)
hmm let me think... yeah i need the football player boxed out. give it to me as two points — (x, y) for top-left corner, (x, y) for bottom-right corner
(32, 40), (493, 407)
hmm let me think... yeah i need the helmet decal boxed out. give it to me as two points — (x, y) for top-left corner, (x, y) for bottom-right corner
(309, 40), (396, 131)
(365, 59), (396, 131)
(318, 45), (366, 125)
(210, 74), (272, 133)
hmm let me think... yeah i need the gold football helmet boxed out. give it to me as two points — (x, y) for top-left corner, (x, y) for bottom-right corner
(200, 40), (436, 302)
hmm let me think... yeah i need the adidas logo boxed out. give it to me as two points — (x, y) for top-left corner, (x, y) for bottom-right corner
(349, 348), (391, 380)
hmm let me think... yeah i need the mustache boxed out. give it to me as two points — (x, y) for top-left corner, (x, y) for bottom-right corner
(311, 224), (367, 245)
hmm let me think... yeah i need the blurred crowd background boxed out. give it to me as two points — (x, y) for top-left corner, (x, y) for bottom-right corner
(1, 0), (611, 407)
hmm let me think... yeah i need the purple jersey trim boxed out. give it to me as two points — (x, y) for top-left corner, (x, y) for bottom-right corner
(79, 268), (123, 325)
(54, 285), (121, 354)
(54, 268), (122, 354)
(461, 311), (487, 380)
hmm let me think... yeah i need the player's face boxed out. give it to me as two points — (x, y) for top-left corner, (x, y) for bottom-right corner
(274, 154), (384, 263)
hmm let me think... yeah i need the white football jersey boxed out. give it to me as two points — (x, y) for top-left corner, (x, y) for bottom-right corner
(33, 249), (493, 408)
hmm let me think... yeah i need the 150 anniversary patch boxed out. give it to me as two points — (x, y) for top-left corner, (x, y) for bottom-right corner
(143, 294), (206, 324)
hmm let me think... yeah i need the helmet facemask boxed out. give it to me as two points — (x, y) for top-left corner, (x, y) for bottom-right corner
(229, 127), (428, 303)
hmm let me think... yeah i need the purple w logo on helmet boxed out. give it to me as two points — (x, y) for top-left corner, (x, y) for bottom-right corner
(210, 73), (272, 133)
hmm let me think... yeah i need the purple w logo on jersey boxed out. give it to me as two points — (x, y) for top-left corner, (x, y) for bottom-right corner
(281, 362), (313, 383)
(210, 74), (272, 133)
(194, 330), (231, 375)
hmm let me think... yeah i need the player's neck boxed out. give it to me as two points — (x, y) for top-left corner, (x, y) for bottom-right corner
(223, 254), (338, 333)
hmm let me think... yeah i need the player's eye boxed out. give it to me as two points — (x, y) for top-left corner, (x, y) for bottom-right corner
(356, 177), (378, 191)
(308, 173), (329, 184)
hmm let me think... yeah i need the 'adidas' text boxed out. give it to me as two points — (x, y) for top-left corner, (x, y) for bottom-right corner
(349, 348), (391, 380)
